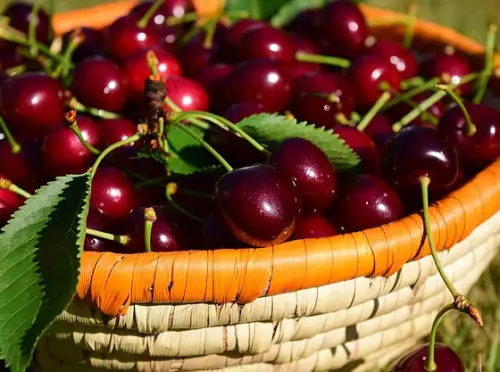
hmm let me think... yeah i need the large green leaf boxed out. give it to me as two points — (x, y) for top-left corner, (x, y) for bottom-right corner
(225, 0), (290, 20)
(237, 113), (361, 171)
(0, 173), (91, 372)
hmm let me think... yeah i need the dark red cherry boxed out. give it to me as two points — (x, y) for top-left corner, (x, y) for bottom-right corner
(387, 92), (445, 126)
(164, 76), (209, 112)
(290, 94), (344, 130)
(155, 25), (183, 50)
(237, 27), (295, 63)
(0, 173), (25, 223)
(328, 173), (404, 233)
(105, 15), (158, 62)
(71, 57), (128, 112)
(286, 9), (321, 39)
(318, 0), (368, 59)
(290, 215), (337, 240)
(367, 39), (418, 80)
(106, 147), (165, 179)
(178, 37), (220, 78)
(223, 102), (267, 123)
(225, 59), (292, 112)
(3, 2), (53, 45)
(437, 103), (500, 170)
(270, 138), (337, 214)
(42, 116), (101, 178)
(223, 19), (269, 60)
(361, 114), (394, 151)
(195, 63), (232, 112)
(382, 125), (460, 199)
(333, 124), (382, 175)
(0, 72), (64, 135)
(391, 343), (464, 372)
(130, 0), (192, 28)
(84, 209), (120, 252)
(63, 27), (106, 63)
(289, 34), (322, 77)
(122, 47), (181, 100)
(419, 52), (473, 95)
(201, 214), (249, 249)
(90, 167), (135, 221)
(0, 50), (25, 70)
(98, 118), (137, 147)
(214, 164), (300, 246)
(0, 140), (41, 191)
(348, 55), (402, 110)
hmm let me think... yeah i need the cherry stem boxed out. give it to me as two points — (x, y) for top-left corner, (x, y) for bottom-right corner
(295, 52), (351, 68)
(91, 133), (142, 177)
(171, 121), (233, 172)
(65, 111), (101, 156)
(28, 0), (41, 58)
(382, 85), (438, 125)
(174, 110), (270, 155)
(137, 0), (164, 28)
(67, 97), (121, 120)
(383, 77), (441, 111)
(403, 4), (418, 49)
(86, 228), (130, 246)
(166, 182), (203, 222)
(203, 18), (218, 49)
(143, 207), (156, 253)
(350, 111), (361, 123)
(0, 177), (32, 199)
(166, 12), (199, 26)
(473, 24), (498, 104)
(54, 29), (84, 78)
(0, 115), (21, 154)
(163, 96), (211, 130)
(400, 76), (425, 90)
(357, 91), (391, 131)
(437, 84), (477, 136)
(426, 303), (455, 372)
(5, 64), (27, 75)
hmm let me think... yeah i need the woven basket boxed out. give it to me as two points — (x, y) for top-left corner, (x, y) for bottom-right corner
(35, 1), (500, 371)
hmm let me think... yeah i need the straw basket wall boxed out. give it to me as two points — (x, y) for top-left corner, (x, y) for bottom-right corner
(35, 1), (500, 371)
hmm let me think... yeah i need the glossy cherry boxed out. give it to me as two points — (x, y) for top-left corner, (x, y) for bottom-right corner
(367, 39), (418, 80)
(195, 63), (232, 112)
(0, 175), (25, 223)
(201, 214), (247, 249)
(289, 94), (345, 130)
(42, 116), (101, 178)
(0, 72), (64, 135)
(381, 125), (460, 199)
(237, 26), (295, 63)
(348, 55), (402, 110)
(214, 164), (300, 247)
(387, 91), (445, 126)
(318, 0), (368, 59)
(155, 25), (183, 50)
(130, 0), (192, 28)
(225, 59), (292, 113)
(164, 75), (209, 112)
(290, 215), (337, 240)
(3, 2), (53, 45)
(122, 47), (181, 100)
(391, 343), (464, 372)
(104, 15), (158, 62)
(84, 209), (120, 252)
(289, 34), (323, 77)
(223, 19), (269, 61)
(223, 102), (267, 123)
(419, 52), (473, 95)
(328, 173), (404, 233)
(63, 27), (106, 63)
(70, 57), (128, 112)
(178, 37), (221, 78)
(0, 140), (42, 191)
(437, 103), (500, 170)
(98, 118), (137, 147)
(361, 114), (394, 151)
(90, 167), (135, 222)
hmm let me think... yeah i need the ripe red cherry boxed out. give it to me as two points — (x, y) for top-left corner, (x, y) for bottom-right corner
(348, 55), (402, 110)
(223, 19), (269, 61)
(328, 173), (404, 234)
(391, 343), (464, 372)
(214, 164), (300, 247)
(0, 173), (25, 223)
(98, 118), (137, 147)
(164, 76), (209, 112)
(0, 72), (64, 135)
(201, 214), (247, 249)
(289, 94), (345, 130)
(0, 50), (25, 70)
(155, 25), (183, 50)
(70, 57), (128, 112)
(104, 15), (158, 62)
(195, 63), (232, 112)
(437, 103), (500, 170)
(318, 0), (368, 59)
(63, 27), (106, 63)
(270, 138), (337, 215)
(0, 140), (41, 191)
(225, 59), (292, 112)
(84, 209), (120, 252)
(419, 52), (473, 95)
(130, 0), (192, 28)
(178, 37), (221, 78)
(286, 9), (321, 39)
(289, 34), (323, 77)
(3, 2), (53, 45)
(290, 215), (337, 240)
(90, 167), (135, 221)
(381, 125), (460, 200)
(237, 27), (295, 63)
(362, 114), (394, 151)
(366, 39), (418, 80)
(223, 102), (267, 123)
(122, 48), (181, 100)
(42, 116), (101, 178)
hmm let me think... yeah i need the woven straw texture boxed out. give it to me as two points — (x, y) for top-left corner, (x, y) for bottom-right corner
(36, 1), (500, 371)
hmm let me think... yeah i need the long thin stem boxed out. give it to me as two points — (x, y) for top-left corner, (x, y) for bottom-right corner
(0, 178), (32, 199)
(295, 51), (351, 68)
(143, 207), (156, 253)
(437, 84), (477, 135)
(426, 303), (455, 371)
(164, 96), (210, 130)
(357, 91), (391, 131)
(166, 182), (202, 223)
(68, 98), (121, 119)
(0, 116), (21, 154)
(86, 228), (130, 245)
(473, 24), (498, 104)
(383, 77), (441, 111)
(91, 133), (142, 177)
(203, 18), (218, 49)
(400, 76), (425, 90)
(28, 0), (41, 57)
(403, 4), (418, 49)
(166, 12), (199, 26)
(54, 30), (84, 78)
(137, 0), (164, 28)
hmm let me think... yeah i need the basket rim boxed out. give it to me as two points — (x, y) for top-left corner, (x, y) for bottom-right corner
(52, 1), (500, 316)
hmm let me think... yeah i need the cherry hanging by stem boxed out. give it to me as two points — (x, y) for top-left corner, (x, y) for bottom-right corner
(86, 228), (131, 246)
(137, 0), (165, 29)
(295, 51), (351, 68)
(67, 96), (121, 119)
(143, 207), (157, 252)
(473, 23), (498, 104)
(0, 177), (31, 199)
(436, 83), (477, 135)
(0, 115), (21, 154)
(357, 91), (391, 131)
(64, 110), (101, 155)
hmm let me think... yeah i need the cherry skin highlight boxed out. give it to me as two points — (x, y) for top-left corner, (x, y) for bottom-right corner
(237, 27), (295, 63)
(164, 76), (209, 112)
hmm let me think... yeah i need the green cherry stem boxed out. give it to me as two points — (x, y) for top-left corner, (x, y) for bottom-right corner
(203, 17), (218, 49)
(357, 91), (391, 131)
(295, 51), (351, 68)
(403, 4), (418, 49)
(473, 24), (498, 104)
(383, 77), (441, 111)
(65, 110), (101, 155)
(163, 96), (211, 130)
(0, 115), (21, 154)
(86, 228), (131, 245)
(400, 76), (425, 90)
(166, 182), (203, 223)
(166, 12), (199, 26)
(91, 133), (142, 177)
(28, 0), (41, 57)
(172, 121), (233, 172)
(137, 0), (165, 28)
(67, 97), (121, 119)
(426, 303), (456, 372)
(54, 29), (84, 78)
(350, 111), (361, 123)
(0, 177), (32, 199)
(143, 207), (156, 253)
(437, 84), (477, 136)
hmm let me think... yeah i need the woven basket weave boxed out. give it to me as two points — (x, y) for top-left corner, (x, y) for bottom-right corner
(36, 1), (500, 371)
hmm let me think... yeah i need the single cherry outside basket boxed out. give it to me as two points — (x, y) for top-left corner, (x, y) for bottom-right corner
(36, 1), (500, 371)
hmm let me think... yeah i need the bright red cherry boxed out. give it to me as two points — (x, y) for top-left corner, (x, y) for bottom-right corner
(3, 2), (53, 45)
(90, 167), (135, 221)
(98, 118), (137, 147)
(391, 343), (464, 372)
(237, 27), (295, 63)
(367, 39), (418, 80)
(163, 76), (209, 112)
(290, 215), (337, 240)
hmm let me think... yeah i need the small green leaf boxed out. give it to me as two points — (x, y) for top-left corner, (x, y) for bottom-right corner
(237, 113), (361, 171)
(0, 173), (91, 372)
(270, 0), (327, 27)
(225, 0), (290, 20)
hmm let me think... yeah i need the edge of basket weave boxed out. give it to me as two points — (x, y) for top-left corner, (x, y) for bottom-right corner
(51, 1), (500, 317)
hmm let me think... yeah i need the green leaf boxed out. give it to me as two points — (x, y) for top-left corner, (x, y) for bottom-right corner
(270, 0), (327, 27)
(237, 113), (361, 171)
(0, 173), (91, 372)
(225, 0), (290, 20)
